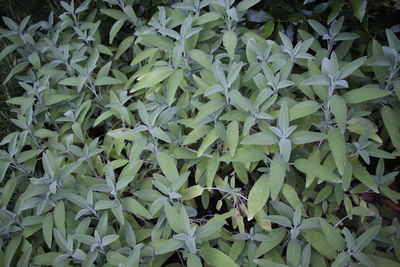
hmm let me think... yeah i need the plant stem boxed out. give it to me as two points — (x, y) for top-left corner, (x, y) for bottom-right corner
(87, 158), (100, 178)
(334, 215), (350, 228)
(205, 187), (248, 201)
(384, 65), (399, 90)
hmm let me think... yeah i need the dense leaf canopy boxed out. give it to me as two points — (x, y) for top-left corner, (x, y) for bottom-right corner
(0, 0), (400, 266)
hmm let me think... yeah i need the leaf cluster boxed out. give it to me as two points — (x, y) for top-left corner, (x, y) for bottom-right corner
(0, 0), (400, 266)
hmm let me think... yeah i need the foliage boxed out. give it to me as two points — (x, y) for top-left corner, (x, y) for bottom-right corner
(0, 0), (400, 266)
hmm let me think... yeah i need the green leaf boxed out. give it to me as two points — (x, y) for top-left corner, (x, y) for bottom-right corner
(230, 90), (251, 112)
(282, 184), (302, 210)
(131, 67), (174, 92)
(74, 234), (96, 245)
(302, 74), (330, 86)
(331, 252), (351, 267)
(115, 36), (135, 59)
(0, 177), (16, 206)
(308, 20), (328, 36)
(223, 31), (237, 59)
(294, 158), (341, 183)
(193, 12), (221, 26)
(157, 152), (179, 179)
(351, 207), (375, 216)
(182, 185), (204, 201)
(107, 251), (127, 266)
(279, 138), (292, 162)
(314, 184), (333, 204)
(387, 29), (400, 51)
(117, 172), (136, 192)
(366, 254), (400, 267)
(101, 9), (126, 20)
(164, 202), (183, 233)
(26, 40), (39, 56)
(265, 215), (292, 227)
(0, 162), (10, 183)
(289, 100), (320, 121)
(343, 86), (390, 104)
(197, 129), (218, 157)
(224, 147), (265, 163)
(150, 239), (183, 255)
(328, 0), (345, 24)
(3, 234), (21, 267)
(17, 149), (42, 163)
(339, 56), (367, 79)
(137, 100), (150, 126)
(167, 69), (183, 106)
(287, 239), (301, 267)
(350, 158), (379, 192)
(123, 198), (152, 219)
(140, 34), (175, 50)
(247, 175), (270, 220)
(290, 131), (326, 145)
(255, 228), (286, 257)
(16, 244), (32, 267)
(97, 44), (114, 56)
(353, 252), (375, 267)
(109, 19), (126, 44)
(330, 95), (347, 133)
(44, 94), (71, 105)
(93, 110), (113, 127)
(261, 20), (275, 38)
(72, 122), (85, 142)
(200, 246), (239, 267)
(102, 234), (119, 246)
(94, 77), (123, 86)
(131, 48), (158, 65)
(188, 49), (212, 69)
(195, 100), (224, 123)
(327, 128), (346, 175)
(33, 253), (61, 266)
(0, 44), (18, 62)
(236, 0), (261, 12)
(319, 218), (346, 251)
(206, 152), (219, 187)
(350, 0), (367, 22)
(150, 127), (171, 143)
(59, 76), (81, 86)
(382, 106), (400, 149)
(54, 201), (66, 237)
(301, 229), (336, 259)
(278, 101), (289, 131)
(3, 62), (29, 85)
(197, 220), (226, 240)
(356, 225), (381, 251)
(43, 213), (53, 249)
(241, 132), (278, 146)
(270, 157), (287, 200)
(108, 128), (139, 141)
(335, 32), (359, 41)
(183, 125), (212, 145)
(95, 199), (119, 210)
(187, 254), (203, 267)
(227, 121), (239, 157)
